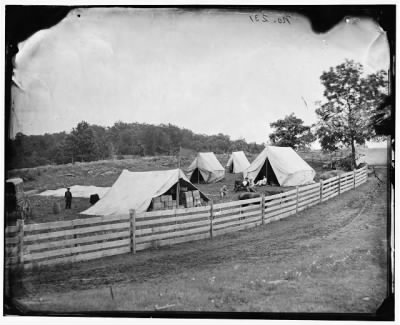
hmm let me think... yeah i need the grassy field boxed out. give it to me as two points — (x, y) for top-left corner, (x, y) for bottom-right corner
(8, 153), (329, 224)
(7, 168), (389, 315)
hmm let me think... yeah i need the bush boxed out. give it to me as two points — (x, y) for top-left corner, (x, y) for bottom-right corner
(337, 156), (353, 171)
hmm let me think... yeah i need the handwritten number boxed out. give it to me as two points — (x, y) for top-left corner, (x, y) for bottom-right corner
(249, 14), (291, 24)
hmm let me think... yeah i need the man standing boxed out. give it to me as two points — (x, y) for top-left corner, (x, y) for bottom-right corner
(65, 187), (72, 209)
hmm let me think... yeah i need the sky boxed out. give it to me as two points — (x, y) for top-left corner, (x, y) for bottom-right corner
(10, 8), (390, 144)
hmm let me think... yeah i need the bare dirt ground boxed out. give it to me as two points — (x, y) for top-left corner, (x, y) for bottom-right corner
(8, 169), (389, 315)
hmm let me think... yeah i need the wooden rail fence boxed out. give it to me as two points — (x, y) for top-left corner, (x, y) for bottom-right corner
(5, 166), (368, 269)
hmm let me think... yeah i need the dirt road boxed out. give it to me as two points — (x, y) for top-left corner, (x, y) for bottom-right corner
(11, 169), (389, 314)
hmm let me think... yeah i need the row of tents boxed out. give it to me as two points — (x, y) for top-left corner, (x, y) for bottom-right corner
(81, 146), (315, 216)
(186, 146), (315, 187)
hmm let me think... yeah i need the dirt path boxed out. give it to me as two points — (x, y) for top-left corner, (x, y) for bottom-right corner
(12, 170), (389, 313)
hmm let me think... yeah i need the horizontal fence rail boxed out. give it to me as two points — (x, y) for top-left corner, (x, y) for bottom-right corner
(5, 166), (368, 269)
(135, 205), (211, 252)
(213, 197), (263, 237)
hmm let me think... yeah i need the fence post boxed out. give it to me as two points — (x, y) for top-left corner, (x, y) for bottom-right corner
(73, 222), (78, 251)
(16, 219), (24, 266)
(320, 180), (323, 203)
(338, 174), (341, 195)
(261, 193), (265, 225)
(129, 209), (136, 254)
(353, 169), (356, 189)
(296, 186), (299, 214)
(209, 201), (214, 239)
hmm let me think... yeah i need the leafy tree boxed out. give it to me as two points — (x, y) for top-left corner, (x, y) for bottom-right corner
(315, 60), (388, 168)
(65, 121), (99, 162)
(269, 113), (315, 149)
(90, 124), (111, 160)
(230, 138), (248, 152)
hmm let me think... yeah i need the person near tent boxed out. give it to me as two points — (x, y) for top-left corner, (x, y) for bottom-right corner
(256, 176), (267, 186)
(220, 185), (228, 198)
(241, 177), (256, 192)
(247, 177), (256, 192)
(65, 188), (72, 209)
(248, 176), (255, 187)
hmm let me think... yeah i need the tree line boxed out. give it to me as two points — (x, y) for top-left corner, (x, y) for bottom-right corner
(7, 122), (264, 169)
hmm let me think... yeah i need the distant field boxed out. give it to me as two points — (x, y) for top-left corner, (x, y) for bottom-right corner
(9, 152), (327, 224)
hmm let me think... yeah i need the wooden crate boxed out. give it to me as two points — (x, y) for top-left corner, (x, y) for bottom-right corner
(153, 202), (164, 210)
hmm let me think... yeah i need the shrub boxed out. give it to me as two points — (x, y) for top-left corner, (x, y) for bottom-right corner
(336, 156), (353, 171)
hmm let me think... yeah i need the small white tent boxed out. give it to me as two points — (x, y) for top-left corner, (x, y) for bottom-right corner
(243, 146), (315, 187)
(185, 152), (225, 183)
(81, 169), (208, 216)
(226, 151), (250, 173)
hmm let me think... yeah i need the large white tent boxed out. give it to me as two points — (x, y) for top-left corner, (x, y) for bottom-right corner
(81, 169), (208, 216)
(226, 151), (250, 173)
(243, 146), (315, 187)
(185, 152), (225, 183)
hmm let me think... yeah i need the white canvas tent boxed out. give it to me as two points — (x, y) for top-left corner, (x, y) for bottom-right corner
(185, 152), (225, 183)
(226, 151), (250, 173)
(243, 146), (315, 187)
(81, 169), (208, 216)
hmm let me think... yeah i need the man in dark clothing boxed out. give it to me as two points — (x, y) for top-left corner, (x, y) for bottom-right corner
(65, 188), (72, 209)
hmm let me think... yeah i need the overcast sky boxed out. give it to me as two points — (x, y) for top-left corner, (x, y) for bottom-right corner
(11, 8), (390, 143)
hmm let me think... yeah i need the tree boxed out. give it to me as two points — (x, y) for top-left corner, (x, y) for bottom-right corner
(90, 124), (111, 160)
(65, 121), (99, 162)
(269, 113), (315, 150)
(315, 60), (388, 168)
